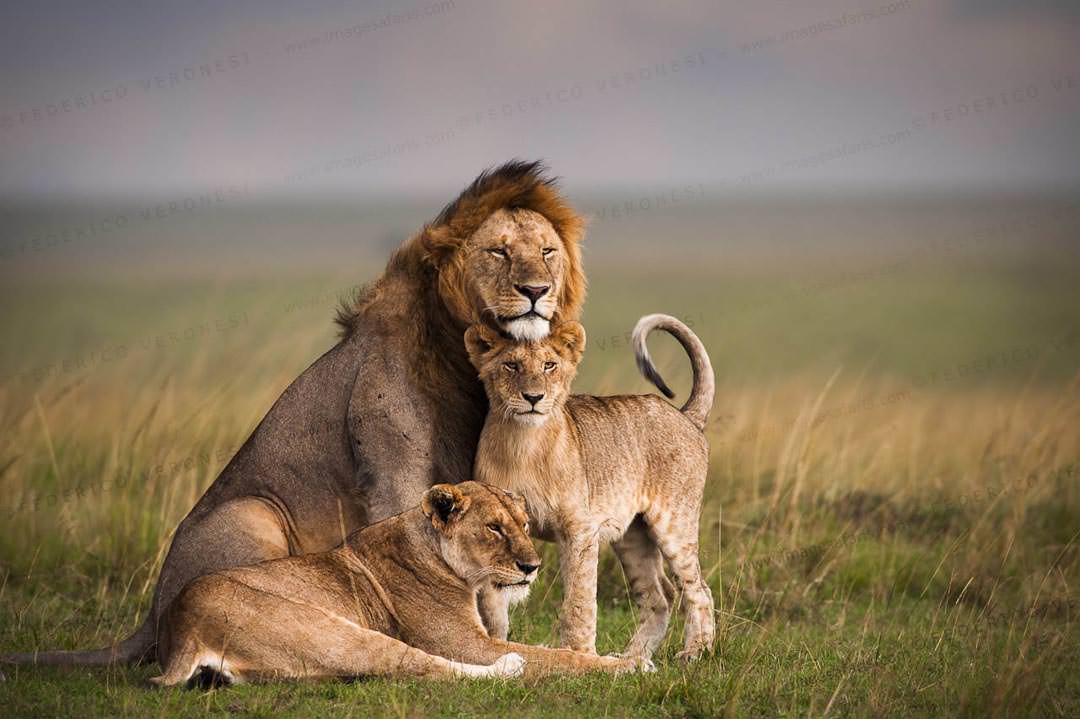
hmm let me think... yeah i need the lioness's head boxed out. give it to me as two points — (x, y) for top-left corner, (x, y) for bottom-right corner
(464, 321), (586, 426)
(421, 481), (541, 598)
(421, 161), (586, 341)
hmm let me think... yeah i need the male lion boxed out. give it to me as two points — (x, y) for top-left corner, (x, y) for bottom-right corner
(465, 314), (715, 661)
(151, 482), (643, 686)
(4, 160), (586, 668)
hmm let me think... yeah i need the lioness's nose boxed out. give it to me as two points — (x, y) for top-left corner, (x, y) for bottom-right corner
(515, 284), (549, 302)
(517, 561), (539, 575)
(522, 393), (544, 406)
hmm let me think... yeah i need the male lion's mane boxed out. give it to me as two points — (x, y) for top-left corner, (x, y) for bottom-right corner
(334, 159), (586, 339)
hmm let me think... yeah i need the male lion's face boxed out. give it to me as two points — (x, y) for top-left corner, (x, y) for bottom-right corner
(464, 322), (586, 427)
(462, 208), (569, 341)
(422, 482), (541, 599)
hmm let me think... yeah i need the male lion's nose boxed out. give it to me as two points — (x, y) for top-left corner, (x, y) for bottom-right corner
(516, 561), (539, 575)
(515, 284), (549, 302)
(522, 393), (544, 406)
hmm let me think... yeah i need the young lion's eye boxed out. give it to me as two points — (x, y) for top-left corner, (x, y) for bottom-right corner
(487, 523), (503, 536)
(543, 361), (557, 372)
(523, 522), (529, 535)
(502, 362), (519, 373)
(487, 247), (508, 258)
(541, 247), (556, 257)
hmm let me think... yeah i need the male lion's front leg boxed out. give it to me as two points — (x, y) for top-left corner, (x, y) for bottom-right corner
(477, 586), (511, 640)
(557, 530), (600, 653)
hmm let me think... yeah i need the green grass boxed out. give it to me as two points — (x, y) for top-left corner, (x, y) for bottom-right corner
(1, 203), (1078, 717)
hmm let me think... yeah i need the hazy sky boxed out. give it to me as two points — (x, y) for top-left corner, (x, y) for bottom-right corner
(1, 0), (1078, 199)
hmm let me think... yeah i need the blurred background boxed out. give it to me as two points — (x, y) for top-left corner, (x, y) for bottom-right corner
(0, 2), (1078, 714)
(2, 0), (1077, 382)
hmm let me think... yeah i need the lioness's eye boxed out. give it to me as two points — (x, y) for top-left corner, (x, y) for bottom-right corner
(487, 523), (503, 535)
(542, 247), (556, 257)
(487, 247), (507, 258)
(543, 361), (557, 372)
(502, 362), (519, 373)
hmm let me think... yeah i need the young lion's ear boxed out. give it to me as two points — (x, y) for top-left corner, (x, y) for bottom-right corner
(551, 321), (586, 364)
(421, 484), (472, 529)
(464, 324), (500, 367)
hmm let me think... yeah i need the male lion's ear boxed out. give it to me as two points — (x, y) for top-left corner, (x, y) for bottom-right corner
(551, 321), (586, 364)
(420, 225), (463, 268)
(464, 324), (500, 367)
(421, 484), (472, 529)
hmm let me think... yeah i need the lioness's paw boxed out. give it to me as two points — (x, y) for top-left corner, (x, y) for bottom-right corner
(491, 652), (527, 678)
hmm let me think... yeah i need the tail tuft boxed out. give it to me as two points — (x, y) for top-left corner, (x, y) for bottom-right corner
(632, 314), (715, 430)
(635, 346), (676, 399)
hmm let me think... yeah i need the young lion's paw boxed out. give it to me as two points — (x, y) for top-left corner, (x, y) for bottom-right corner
(607, 653), (656, 674)
(675, 645), (709, 663)
(491, 652), (527, 678)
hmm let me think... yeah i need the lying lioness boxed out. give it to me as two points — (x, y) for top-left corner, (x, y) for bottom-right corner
(466, 314), (715, 661)
(152, 481), (643, 686)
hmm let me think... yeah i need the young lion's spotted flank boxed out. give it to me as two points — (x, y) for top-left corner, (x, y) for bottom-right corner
(465, 314), (715, 661)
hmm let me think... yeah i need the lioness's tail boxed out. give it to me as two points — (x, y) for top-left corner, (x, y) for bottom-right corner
(2, 615), (154, 668)
(632, 314), (715, 431)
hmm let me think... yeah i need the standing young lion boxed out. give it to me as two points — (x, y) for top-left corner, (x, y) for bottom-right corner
(152, 482), (645, 686)
(465, 314), (716, 661)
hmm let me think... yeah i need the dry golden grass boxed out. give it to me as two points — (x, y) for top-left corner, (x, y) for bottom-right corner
(1, 257), (1077, 716)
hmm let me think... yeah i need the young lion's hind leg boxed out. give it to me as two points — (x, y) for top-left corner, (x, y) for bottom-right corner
(613, 517), (674, 660)
(647, 509), (715, 662)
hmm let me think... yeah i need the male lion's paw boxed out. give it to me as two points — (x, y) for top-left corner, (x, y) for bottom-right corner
(491, 652), (527, 678)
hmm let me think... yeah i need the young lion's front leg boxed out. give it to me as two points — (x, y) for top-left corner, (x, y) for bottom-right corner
(557, 529), (600, 653)
(476, 586), (510, 640)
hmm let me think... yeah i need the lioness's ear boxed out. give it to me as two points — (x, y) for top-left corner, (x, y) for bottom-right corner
(421, 484), (472, 529)
(464, 324), (500, 366)
(551, 321), (586, 364)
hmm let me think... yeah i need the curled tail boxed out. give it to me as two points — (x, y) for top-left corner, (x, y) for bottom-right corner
(632, 314), (715, 431)
(2, 615), (155, 668)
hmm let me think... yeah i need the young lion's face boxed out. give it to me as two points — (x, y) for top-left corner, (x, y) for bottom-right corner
(461, 208), (570, 341)
(465, 322), (586, 426)
(422, 482), (541, 597)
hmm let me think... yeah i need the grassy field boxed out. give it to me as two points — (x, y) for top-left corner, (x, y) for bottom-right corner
(1, 198), (1078, 717)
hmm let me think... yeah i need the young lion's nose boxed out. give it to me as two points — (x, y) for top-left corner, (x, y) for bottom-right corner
(516, 561), (539, 575)
(522, 393), (544, 406)
(515, 284), (549, 302)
